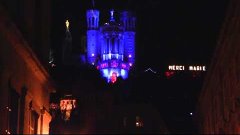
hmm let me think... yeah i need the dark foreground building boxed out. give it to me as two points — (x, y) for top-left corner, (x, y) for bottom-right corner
(196, 0), (240, 133)
(0, 1), (54, 134)
(49, 64), (169, 134)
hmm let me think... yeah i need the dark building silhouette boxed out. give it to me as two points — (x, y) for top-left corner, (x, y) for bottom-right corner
(0, 0), (52, 68)
(196, 0), (240, 134)
(0, 0), (55, 134)
(49, 59), (169, 134)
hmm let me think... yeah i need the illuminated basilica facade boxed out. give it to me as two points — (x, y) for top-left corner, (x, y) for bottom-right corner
(86, 9), (136, 83)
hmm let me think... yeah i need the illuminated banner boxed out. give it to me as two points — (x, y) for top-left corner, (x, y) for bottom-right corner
(188, 66), (206, 71)
(168, 65), (206, 71)
(168, 65), (185, 70)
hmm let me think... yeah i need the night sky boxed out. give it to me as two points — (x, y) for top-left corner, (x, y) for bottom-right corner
(51, 0), (229, 70)
(50, 0), (229, 133)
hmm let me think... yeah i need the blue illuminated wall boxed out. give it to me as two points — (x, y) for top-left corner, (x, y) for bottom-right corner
(86, 10), (99, 65)
(86, 9), (136, 83)
(120, 11), (136, 65)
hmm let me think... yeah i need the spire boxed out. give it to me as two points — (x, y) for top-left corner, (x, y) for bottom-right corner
(110, 9), (115, 22)
(91, 0), (95, 8)
(63, 19), (72, 65)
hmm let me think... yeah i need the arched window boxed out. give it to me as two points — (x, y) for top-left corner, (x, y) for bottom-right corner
(92, 17), (95, 27)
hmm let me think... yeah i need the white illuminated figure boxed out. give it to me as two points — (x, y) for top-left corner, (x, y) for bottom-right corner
(65, 20), (70, 31)
(110, 9), (115, 21)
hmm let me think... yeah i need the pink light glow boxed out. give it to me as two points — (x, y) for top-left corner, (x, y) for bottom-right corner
(165, 71), (174, 78)
(111, 61), (118, 68)
(110, 72), (117, 83)
(121, 63), (126, 68)
(100, 63), (108, 68)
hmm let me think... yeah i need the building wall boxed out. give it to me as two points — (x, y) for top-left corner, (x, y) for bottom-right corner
(108, 104), (169, 134)
(0, 4), (54, 134)
(0, 0), (51, 68)
(87, 30), (99, 64)
(86, 10), (100, 65)
(123, 31), (135, 63)
(196, 0), (240, 134)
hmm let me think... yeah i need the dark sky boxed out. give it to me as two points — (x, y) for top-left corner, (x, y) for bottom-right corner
(51, 0), (229, 70)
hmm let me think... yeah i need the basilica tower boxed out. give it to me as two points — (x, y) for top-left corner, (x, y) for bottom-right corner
(86, 8), (136, 83)
(120, 11), (136, 65)
(86, 9), (100, 65)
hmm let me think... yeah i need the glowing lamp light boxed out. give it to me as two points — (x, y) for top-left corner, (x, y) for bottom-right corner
(50, 103), (59, 110)
(103, 69), (108, 77)
(121, 69), (126, 76)
(60, 99), (76, 111)
(60, 99), (77, 121)
(5, 129), (11, 134)
(129, 63), (132, 66)
(91, 53), (95, 56)
(128, 54), (132, 58)
(51, 63), (56, 67)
